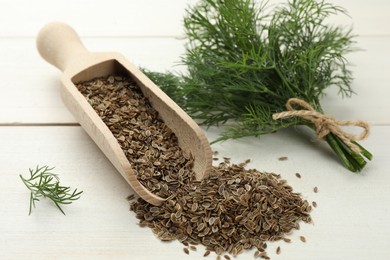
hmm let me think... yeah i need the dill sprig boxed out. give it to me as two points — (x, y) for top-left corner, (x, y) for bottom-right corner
(143, 0), (372, 172)
(20, 166), (83, 215)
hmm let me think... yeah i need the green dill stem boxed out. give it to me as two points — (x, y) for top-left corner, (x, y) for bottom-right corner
(352, 141), (373, 160)
(312, 100), (369, 172)
(335, 137), (366, 169)
(325, 134), (356, 172)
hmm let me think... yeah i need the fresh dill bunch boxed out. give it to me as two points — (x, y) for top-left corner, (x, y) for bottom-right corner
(182, 0), (355, 126)
(20, 166), (83, 215)
(143, 0), (372, 172)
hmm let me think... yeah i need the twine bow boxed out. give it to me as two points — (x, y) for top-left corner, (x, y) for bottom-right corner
(272, 98), (370, 153)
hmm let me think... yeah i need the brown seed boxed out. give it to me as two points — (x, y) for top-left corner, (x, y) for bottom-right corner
(276, 246), (281, 254)
(278, 156), (288, 161)
(216, 255), (221, 260)
(126, 194), (135, 201)
(191, 202), (199, 212)
(300, 236), (306, 243)
(312, 201), (317, 207)
(197, 223), (206, 231)
(314, 186), (319, 193)
(295, 173), (301, 178)
(283, 238), (291, 243)
(204, 250), (211, 257)
(183, 247), (189, 255)
(224, 255), (231, 260)
(190, 245), (197, 251)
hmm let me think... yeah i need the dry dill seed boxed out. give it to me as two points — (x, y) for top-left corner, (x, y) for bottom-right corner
(216, 256), (221, 260)
(276, 246), (281, 254)
(314, 186), (319, 193)
(183, 247), (190, 255)
(283, 238), (291, 243)
(130, 160), (312, 258)
(224, 255), (231, 260)
(295, 173), (301, 178)
(300, 236), (306, 243)
(126, 194), (135, 201)
(204, 250), (211, 257)
(278, 156), (288, 161)
(76, 76), (194, 198)
(312, 201), (317, 207)
(190, 245), (197, 251)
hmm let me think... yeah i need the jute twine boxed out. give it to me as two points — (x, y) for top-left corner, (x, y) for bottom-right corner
(272, 98), (369, 153)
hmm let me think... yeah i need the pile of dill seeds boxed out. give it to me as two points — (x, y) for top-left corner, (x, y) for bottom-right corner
(131, 160), (312, 259)
(76, 75), (312, 259)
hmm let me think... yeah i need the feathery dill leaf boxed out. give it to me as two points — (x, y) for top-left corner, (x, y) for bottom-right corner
(20, 166), (83, 215)
(143, 0), (371, 172)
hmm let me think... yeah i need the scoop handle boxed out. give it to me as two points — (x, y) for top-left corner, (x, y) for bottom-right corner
(37, 22), (88, 72)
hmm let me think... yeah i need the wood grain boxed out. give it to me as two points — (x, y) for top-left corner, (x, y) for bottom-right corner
(0, 0), (389, 259)
(0, 0), (388, 37)
(0, 126), (389, 259)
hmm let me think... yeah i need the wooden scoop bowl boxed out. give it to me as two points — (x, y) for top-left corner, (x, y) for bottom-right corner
(37, 22), (212, 206)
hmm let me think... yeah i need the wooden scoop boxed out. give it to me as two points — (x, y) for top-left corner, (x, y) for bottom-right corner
(37, 22), (212, 206)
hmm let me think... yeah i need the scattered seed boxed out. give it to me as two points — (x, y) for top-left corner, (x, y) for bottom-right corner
(190, 245), (197, 251)
(224, 255), (231, 260)
(300, 236), (306, 243)
(295, 173), (301, 178)
(283, 238), (291, 243)
(278, 156), (288, 161)
(204, 250), (211, 257)
(314, 186), (319, 193)
(276, 246), (281, 254)
(183, 248), (189, 255)
(312, 201), (317, 207)
(126, 194), (135, 201)
(216, 255), (221, 260)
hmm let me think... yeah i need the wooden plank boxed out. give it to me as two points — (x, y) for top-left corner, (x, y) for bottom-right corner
(321, 35), (390, 124)
(0, 0), (389, 37)
(0, 36), (389, 124)
(0, 125), (388, 259)
(0, 37), (186, 124)
(0, 0), (196, 38)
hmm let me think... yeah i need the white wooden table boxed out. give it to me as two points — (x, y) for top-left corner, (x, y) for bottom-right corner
(1, 1), (389, 259)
